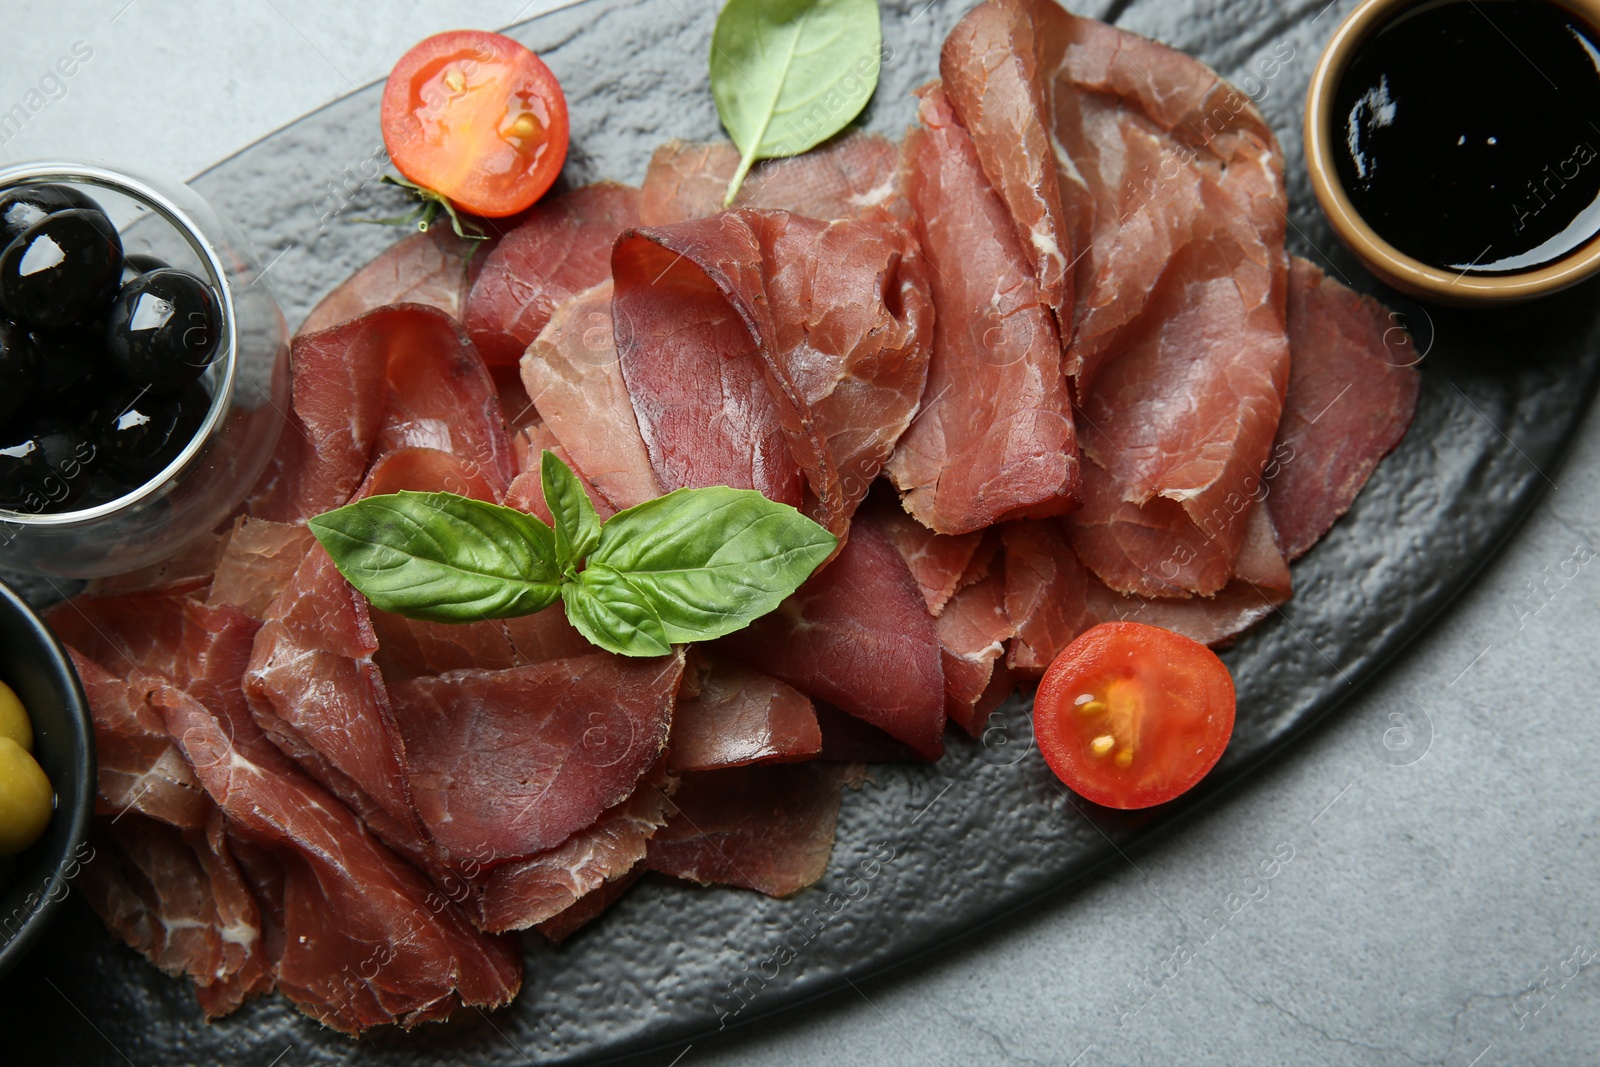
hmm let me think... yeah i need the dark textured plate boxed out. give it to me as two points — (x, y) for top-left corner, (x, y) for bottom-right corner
(4, 0), (1599, 1063)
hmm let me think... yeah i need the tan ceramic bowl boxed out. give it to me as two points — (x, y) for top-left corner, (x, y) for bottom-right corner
(1305, 0), (1600, 305)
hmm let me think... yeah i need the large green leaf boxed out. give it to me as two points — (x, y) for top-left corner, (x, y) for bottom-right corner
(710, 0), (882, 204)
(542, 449), (601, 574)
(588, 486), (837, 644)
(309, 491), (561, 623)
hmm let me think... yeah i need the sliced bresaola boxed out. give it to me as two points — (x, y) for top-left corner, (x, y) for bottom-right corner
(299, 228), (478, 337)
(249, 304), (512, 522)
(644, 762), (849, 897)
(154, 684), (521, 1033)
(939, 0), (1073, 322)
(245, 544), (423, 848)
(207, 517), (317, 619)
(872, 495), (989, 616)
(535, 865), (645, 944)
(937, 571), (1017, 736)
(613, 209), (933, 536)
(722, 511), (945, 759)
(885, 84), (1080, 534)
(387, 649), (683, 868)
(472, 760), (675, 933)
(79, 814), (274, 1019)
(668, 655), (822, 772)
(1268, 257), (1421, 561)
(464, 182), (640, 366)
(639, 131), (907, 227)
(502, 422), (619, 526)
(520, 281), (664, 512)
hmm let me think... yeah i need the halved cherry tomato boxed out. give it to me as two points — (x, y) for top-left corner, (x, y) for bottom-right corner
(1034, 622), (1235, 810)
(380, 30), (569, 217)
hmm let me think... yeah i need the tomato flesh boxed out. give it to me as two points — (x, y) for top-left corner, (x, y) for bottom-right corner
(1034, 622), (1235, 810)
(381, 30), (569, 217)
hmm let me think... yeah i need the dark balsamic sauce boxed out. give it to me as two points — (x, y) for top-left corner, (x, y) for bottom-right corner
(1333, 0), (1600, 274)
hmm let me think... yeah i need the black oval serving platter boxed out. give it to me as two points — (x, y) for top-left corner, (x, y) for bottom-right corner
(3, 0), (1599, 1063)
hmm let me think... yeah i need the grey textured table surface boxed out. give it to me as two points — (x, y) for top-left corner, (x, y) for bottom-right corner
(4, 2), (1599, 1065)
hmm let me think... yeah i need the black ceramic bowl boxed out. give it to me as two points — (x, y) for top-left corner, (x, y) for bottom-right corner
(0, 579), (94, 981)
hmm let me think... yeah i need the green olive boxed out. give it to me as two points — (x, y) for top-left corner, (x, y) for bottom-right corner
(0, 679), (31, 751)
(0, 736), (52, 855)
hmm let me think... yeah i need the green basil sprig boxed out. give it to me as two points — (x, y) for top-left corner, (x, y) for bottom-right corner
(710, 0), (883, 205)
(308, 452), (837, 657)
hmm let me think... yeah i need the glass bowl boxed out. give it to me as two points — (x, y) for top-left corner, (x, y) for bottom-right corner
(0, 162), (289, 578)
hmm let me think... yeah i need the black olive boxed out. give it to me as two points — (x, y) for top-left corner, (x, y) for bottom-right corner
(0, 184), (102, 248)
(0, 417), (97, 512)
(104, 268), (220, 393)
(0, 208), (124, 328)
(29, 324), (114, 414)
(91, 383), (209, 486)
(0, 321), (38, 426)
(119, 252), (170, 287)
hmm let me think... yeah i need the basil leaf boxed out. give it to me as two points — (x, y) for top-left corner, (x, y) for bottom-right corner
(541, 450), (601, 574)
(710, 0), (883, 204)
(589, 487), (836, 643)
(310, 491), (561, 623)
(562, 566), (673, 657)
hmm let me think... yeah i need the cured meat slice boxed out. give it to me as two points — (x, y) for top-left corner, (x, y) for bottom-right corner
(937, 571), (1017, 736)
(245, 546), (421, 842)
(614, 210), (933, 535)
(249, 304), (512, 522)
(639, 131), (906, 227)
(814, 702), (927, 763)
(1268, 257), (1421, 560)
(154, 684), (521, 1033)
(1001, 519), (1096, 674)
(68, 651), (209, 830)
(472, 761), (675, 933)
(520, 281), (664, 511)
(464, 182), (640, 366)
(668, 655), (821, 772)
(644, 762), (848, 897)
(535, 866), (644, 944)
(723, 512), (945, 759)
(79, 815), (273, 1018)
(300, 228), (477, 336)
(873, 498), (988, 615)
(387, 650), (683, 865)
(1072, 210), (1289, 577)
(940, 0), (1073, 320)
(207, 517), (316, 618)
(886, 84), (1080, 534)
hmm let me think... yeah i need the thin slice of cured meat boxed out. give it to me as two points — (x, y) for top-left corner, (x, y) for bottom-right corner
(668, 655), (821, 772)
(1268, 257), (1421, 561)
(207, 517), (316, 619)
(644, 762), (849, 897)
(471, 760), (675, 933)
(154, 684), (521, 1033)
(885, 84), (1080, 534)
(814, 702), (927, 763)
(723, 512), (945, 759)
(68, 650), (209, 831)
(939, 0), (1073, 321)
(249, 304), (512, 522)
(872, 496), (988, 616)
(299, 228), (477, 337)
(535, 866), (645, 944)
(521, 280), (664, 512)
(387, 650), (683, 867)
(502, 422), (619, 526)
(613, 209), (933, 535)
(937, 571), (1017, 736)
(464, 182), (640, 366)
(78, 814), (274, 1019)
(639, 131), (906, 227)
(245, 545), (422, 846)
